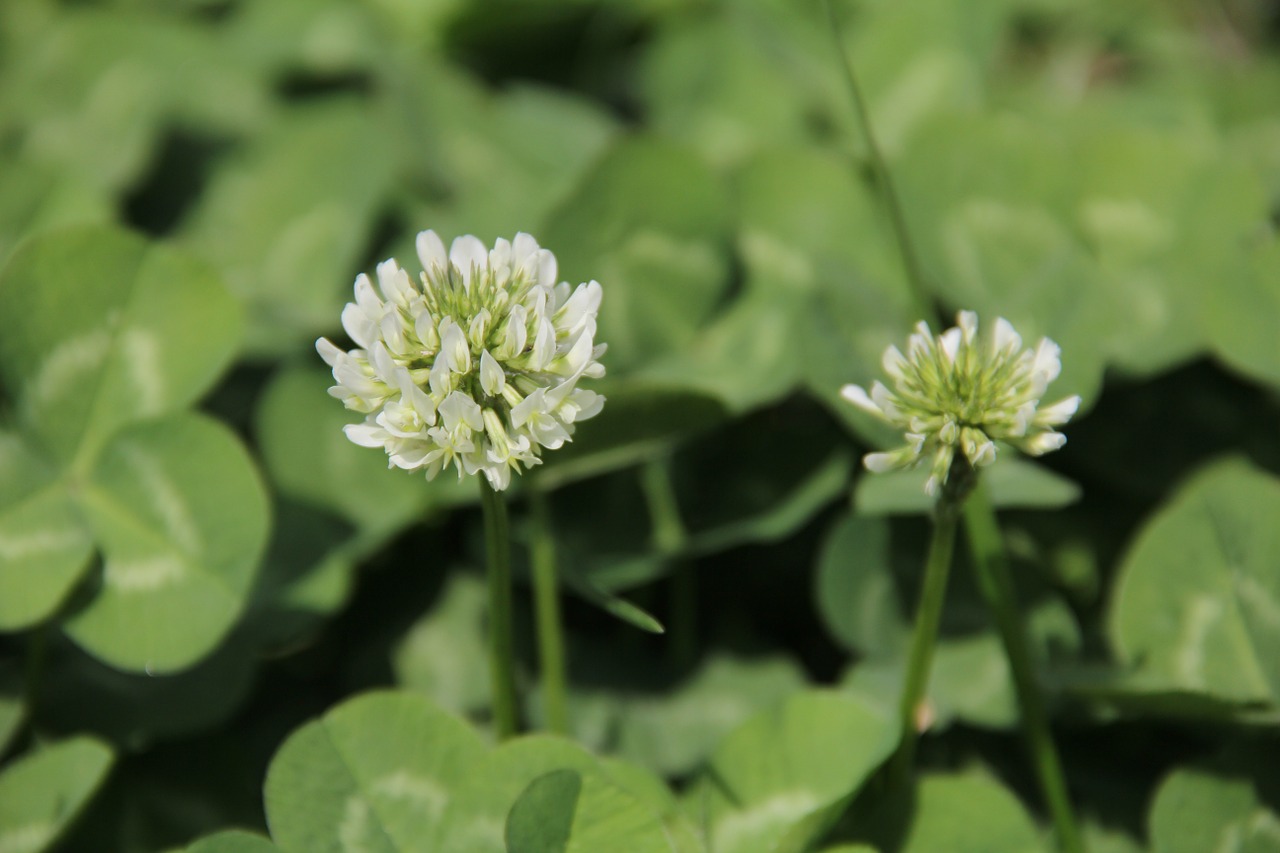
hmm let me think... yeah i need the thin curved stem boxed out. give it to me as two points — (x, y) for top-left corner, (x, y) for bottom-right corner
(640, 457), (695, 667)
(480, 479), (519, 740)
(820, 7), (1086, 849)
(528, 485), (569, 735)
(890, 498), (959, 780)
(963, 485), (1085, 853)
(820, 0), (932, 321)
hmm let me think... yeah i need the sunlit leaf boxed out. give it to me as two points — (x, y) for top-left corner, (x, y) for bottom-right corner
(1149, 763), (1280, 853)
(264, 691), (488, 853)
(897, 774), (1041, 853)
(63, 414), (269, 674)
(180, 101), (394, 356)
(255, 366), (451, 537)
(692, 690), (899, 853)
(1110, 457), (1280, 704)
(542, 136), (733, 373)
(0, 736), (114, 853)
(614, 655), (808, 778)
(0, 431), (94, 631)
(0, 225), (242, 469)
(505, 767), (679, 853)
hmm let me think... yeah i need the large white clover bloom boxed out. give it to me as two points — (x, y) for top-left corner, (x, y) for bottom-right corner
(317, 231), (606, 491)
(840, 311), (1080, 497)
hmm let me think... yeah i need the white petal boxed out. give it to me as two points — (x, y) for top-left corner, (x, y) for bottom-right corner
(559, 323), (597, 374)
(316, 338), (344, 368)
(379, 311), (408, 355)
(863, 452), (899, 473)
(440, 319), (471, 374)
(569, 389), (604, 421)
(353, 273), (384, 320)
(439, 390), (484, 432)
(484, 463), (512, 491)
(499, 304), (528, 358)
(369, 341), (400, 385)
(869, 381), (901, 421)
(529, 317), (555, 371)
(397, 372), (437, 426)
(881, 345), (908, 382)
(488, 238), (512, 275)
(1036, 395), (1080, 426)
(511, 233), (541, 274)
(376, 259), (413, 305)
(939, 328), (962, 363)
(956, 310), (978, 343)
(415, 310), (438, 350)
(416, 230), (448, 271)
(344, 421), (387, 448)
(449, 235), (488, 287)
(992, 317), (1021, 354)
(511, 388), (546, 428)
(554, 281), (602, 334)
(1032, 338), (1062, 384)
(840, 384), (882, 417)
(468, 309), (490, 349)
(341, 302), (377, 350)
(1024, 431), (1067, 455)
(535, 249), (557, 288)
(480, 350), (505, 396)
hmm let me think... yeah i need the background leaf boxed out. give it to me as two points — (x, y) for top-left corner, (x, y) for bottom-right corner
(63, 414), (269, 674)
(1110, 457), (1280, 704)
(0, 736), (114, 853)
(0, 225), (241, 469)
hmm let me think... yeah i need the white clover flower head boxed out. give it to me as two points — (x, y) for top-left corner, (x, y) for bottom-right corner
(317, 230), (606, 491)
(840, 311), (1080, 498)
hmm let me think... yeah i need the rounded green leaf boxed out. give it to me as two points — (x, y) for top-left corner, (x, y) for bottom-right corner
(1149, 766), (1280, 853)
(255, 366), (444, 536)
(0, 736), (114, 853)
(0, 225), (242, 470)
(695, 690), (900, 853)
(505, 767), (679, 853)
(264, 690), (487, 853)
(63, 413), (269, 674)
(506, 769), (579, 852)
(614, 654), (808, 778)
(180, 101), (393, 356)
(541, 136), (733, 373)
(1110, 457), (1280, 703)
(898, 774), (1042, 853)
(1204, 232), (1280, 390)
(0, 431), (94, 630)
(815, 516), (906, 658)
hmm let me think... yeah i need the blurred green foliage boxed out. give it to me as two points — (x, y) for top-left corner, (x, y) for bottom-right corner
(0, 0), (1278, 850)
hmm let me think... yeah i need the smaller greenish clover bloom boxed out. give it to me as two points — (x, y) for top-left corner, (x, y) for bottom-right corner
(841, 311), (1080, 497)
(317, 231), (606, 491)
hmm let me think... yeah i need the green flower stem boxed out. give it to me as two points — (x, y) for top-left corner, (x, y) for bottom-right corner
(820, 0), (932, 320)
(962, 484), (1085, 853)
(822, 12), (1085, 849)
(480, 478), (519, 740)
(640, 457), (695, 667)
(891, 496), (960, 778)
(528, 484), (569, 735)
